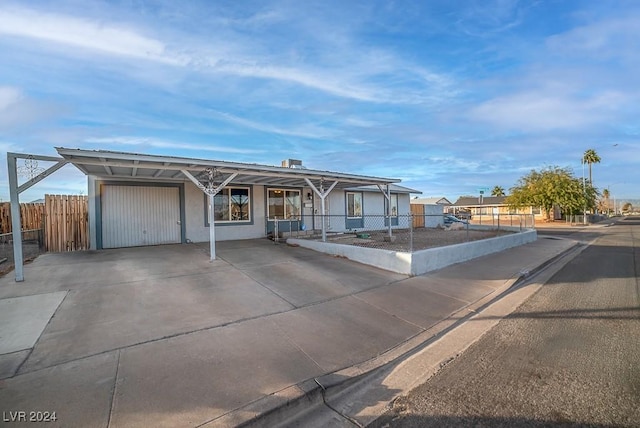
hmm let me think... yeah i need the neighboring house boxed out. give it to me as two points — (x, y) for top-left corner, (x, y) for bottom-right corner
(54, 148), (421, 250)
(410, 197), (452, 206)
(452, 196), (560, 221)
(410, 196), (450, 227)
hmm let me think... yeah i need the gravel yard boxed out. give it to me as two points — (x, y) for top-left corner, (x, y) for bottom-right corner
(0, 241), (42, 277)
(313, 227), (514, 252)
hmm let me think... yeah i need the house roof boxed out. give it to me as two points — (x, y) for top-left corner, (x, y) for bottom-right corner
(344, 184), (422, 194)
(453, 196), (507, 207)
(411, 197), (451, 205)
(55, 147), (401, 190)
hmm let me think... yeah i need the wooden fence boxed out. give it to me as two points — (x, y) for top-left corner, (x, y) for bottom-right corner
(0, 196), (89, 252)
(0, 202), (45, 234)
(44, 195), (89, 252)
(410, 204), (425, 228)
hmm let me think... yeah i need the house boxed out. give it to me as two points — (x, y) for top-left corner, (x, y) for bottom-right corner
(452, 196), (560, 221)
(51, 148), (420, 252)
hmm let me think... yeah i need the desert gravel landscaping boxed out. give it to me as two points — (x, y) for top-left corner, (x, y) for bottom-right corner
(306, 227), (515, 252)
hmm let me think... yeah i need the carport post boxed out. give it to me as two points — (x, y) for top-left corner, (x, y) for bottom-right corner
(304, 178), (338, 242)
(386, 184), (392, 238)
(208, 193), (216, 259)
(6, 153), (68, 282)
(376, 184), (393, 238)
(7, 154), (24, 282)
(182, 170), (237, 261)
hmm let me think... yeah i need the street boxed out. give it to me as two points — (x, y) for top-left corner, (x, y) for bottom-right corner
(371, 217), (640, 427)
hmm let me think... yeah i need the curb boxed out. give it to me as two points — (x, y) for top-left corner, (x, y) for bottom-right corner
(212, 240), (582, 428)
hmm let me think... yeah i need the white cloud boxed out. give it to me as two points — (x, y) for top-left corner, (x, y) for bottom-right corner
(0, 86), (23, 110)
(0, 6), (457, 105)
(0, 6), (183, 65)
(0, 86), (62, 130)
(84, 137), (265, 155)
(546, 15), (640, 62)
(212, 111), (338, 139)
(469, 89), (628, 132)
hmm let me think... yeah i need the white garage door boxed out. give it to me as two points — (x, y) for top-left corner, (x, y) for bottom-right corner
(102, 185), (181, 248)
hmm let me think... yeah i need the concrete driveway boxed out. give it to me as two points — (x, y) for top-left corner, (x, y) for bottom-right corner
(0, 237), (576, 427)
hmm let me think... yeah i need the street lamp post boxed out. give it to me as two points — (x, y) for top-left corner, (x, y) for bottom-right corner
(582, 159), (587, 225)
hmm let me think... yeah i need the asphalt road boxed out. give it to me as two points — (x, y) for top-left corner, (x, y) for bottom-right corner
(371, 217), (640, 428)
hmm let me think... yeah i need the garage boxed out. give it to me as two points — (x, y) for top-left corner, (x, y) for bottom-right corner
(101, 185), (182, 248)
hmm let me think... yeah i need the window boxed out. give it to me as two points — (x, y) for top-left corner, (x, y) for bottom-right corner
(347, 192), (363, 218)
(386, 194), (398, 217)
(207, 187), (250, 224)
(268, 189), (301, 219)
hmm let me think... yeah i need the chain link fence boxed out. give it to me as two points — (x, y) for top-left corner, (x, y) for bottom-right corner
(0, 229), (45, 276)
(272, 213), (535, 252)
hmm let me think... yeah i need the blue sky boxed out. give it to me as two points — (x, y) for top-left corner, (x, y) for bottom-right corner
(0, 0), (638, 203)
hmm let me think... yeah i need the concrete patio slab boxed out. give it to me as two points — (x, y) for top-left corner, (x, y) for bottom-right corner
(110, 317), (323, 428)
(0, 246), (232, 300)
(355, 282), (470, 329)
(21, 268), (293, 372)
(0, 291), (66, 354)
(402, 275), (499, 304)
(0, 351), (118, 428)
(271, 296), (423, 373)
(305, 255), (407, 292)
(0, 350), (29, 379)
(242, 261), (354, 307)
(214, 245), (316, 269)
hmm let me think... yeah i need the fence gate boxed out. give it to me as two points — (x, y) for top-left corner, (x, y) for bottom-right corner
(410, 204), (425, 228)
(45, 195), (89, 252)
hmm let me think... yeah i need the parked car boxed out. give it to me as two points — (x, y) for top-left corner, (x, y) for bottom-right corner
(444, 214), (468, 226)
(455, 210), (472, 220)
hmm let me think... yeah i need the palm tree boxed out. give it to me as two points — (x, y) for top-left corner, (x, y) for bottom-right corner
(582, 149), (601, 184)
(602, 188), (610, 213)
(491, 186), (505, 197)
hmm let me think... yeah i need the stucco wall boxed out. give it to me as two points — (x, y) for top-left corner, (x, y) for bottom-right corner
(289, 228), (538, 276)
(184, 182), (266, 242)
(424, 204), (445, 227)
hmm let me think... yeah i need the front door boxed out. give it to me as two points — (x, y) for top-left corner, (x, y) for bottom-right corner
(266, 188), (301, 234)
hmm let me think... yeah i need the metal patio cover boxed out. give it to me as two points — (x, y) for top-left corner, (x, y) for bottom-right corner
(55, 147), (400, 189)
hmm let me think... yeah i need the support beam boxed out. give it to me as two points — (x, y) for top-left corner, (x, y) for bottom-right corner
(17, 160), (67, 194)
(181, 170), (238, 260)
(7, 154), (24, 282)
(153, 162), (171, 178)
(98, 158), (114, 175)
(305, 178), (338, 242)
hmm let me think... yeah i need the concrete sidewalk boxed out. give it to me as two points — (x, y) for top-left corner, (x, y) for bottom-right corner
(0, 237), (576, 427)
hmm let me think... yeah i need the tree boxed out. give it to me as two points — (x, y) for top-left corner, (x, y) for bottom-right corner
(491, 186), (505, 197)
(622, 202), (633, 214)
(582, 149), (601, 184)
(506, 166), (598, 221)
(599, 188), (611, 214)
